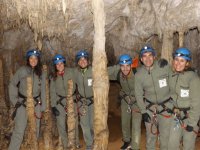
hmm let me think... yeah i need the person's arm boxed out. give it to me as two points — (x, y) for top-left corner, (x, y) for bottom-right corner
(50, 78), (57, 107)
(187, 75), (200, 127)
(107, 65), (120, 80)
(134, 73), (146, 114)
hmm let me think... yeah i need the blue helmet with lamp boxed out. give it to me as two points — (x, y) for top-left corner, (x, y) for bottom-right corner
(26, 49), (40, 58)
(173, 47), (191, 61)
(53, 54), (66, 65)
(119, 54), (132, 65)
(139, 46), (156, 57)
(75, 50), (89, 62)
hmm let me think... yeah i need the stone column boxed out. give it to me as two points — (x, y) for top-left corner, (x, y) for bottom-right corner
(161, 31), (174, 63)
(179, 31), (184, 47)
(92, 0), (109, 149)
(42, 65), (53, 150)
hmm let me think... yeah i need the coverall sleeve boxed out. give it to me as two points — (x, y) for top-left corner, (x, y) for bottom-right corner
(8, 69), (21, 106)
(107, 65), (120, 80)
(40, 71), (47, 111)
(135, 73), (146, 114)
(188, 75), (200, 127)
(50, 78), (57, 107)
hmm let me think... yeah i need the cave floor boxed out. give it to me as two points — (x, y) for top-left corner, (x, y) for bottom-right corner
(76, 112), (200, 150)
(77, 83), (200, 150)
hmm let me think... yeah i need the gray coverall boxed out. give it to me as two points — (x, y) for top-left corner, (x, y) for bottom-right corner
(72, 66), (94, 150)
(8, 66), (46, 150)
(168, 70), (200, 150)
(108, 65), (142, 150)
(50, 67), (80, 149)
(135, 60), (173, 150)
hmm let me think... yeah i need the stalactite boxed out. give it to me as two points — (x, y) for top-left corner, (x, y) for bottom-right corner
(62, 0), (67, 15)
(37, 39), (42, 50)
(179, 31), (184, 47)
(161, 31), (173, 63)
(34, 31), (38, 42)
(67, 79), (76, 150)
(92, 0), (109, 149)
(28, 14), (31, 27)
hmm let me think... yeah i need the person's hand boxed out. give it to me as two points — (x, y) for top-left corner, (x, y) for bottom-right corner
(185, 125), (193, 132)
(142, 113), (151, 123)
(52, 107), (60, 116)
(15, 101), (21, 108)
(158, 59), (168, 68)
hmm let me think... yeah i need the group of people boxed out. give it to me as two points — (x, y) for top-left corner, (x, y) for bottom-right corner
(8, 45), (200, 150)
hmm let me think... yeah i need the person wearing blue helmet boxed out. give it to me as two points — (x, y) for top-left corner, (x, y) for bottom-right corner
(72, 49), (94, 150)
(50, 54), (81, 149)
(108, 54), (142, 150)
(135, 45), (173, 150)
(168, 48), (200, 150)
(8, 49), (46, 150)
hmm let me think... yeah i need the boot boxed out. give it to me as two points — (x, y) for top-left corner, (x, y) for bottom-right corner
(120, 141), (131, 150)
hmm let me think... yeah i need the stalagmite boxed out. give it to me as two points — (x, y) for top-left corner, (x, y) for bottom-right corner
(66, 79), (76, 150)
(42, 65), (53, 150)
(92, 0), (109, 149)
(57, 136), (63, 150)
(25, 77), (38, 150)
(161, 31), (173, 63)
(179, 31), (184, 47)
(0, 59), (6, 119)
(0, 59), (7, 149)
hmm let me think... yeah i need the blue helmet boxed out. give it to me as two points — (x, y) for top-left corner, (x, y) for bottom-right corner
(53, 54), (66, 65)
(119, 54), (132, 65)
(76, 50), (89, 62)
(173, 47), (191, 61)
(140, 46), (156, 57)
(26, 49), (40, 58)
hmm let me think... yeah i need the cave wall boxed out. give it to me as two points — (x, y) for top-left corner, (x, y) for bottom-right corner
(1, 0), (200, 148)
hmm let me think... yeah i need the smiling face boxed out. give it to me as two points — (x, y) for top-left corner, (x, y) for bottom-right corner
(56, 62), (65, 72)
(120, 64), (131, 76)
(173, 56), (188, 72)
(29, 55), (38, 68)
(140, 52), (155, 68)
(78, 57), (88, 69)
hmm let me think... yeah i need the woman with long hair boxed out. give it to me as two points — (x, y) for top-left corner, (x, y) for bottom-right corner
(168, 47), (200, 150)
(8, 49), (46, 150)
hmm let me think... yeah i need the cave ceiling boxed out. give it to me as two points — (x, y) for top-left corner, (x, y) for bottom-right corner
(1, 0), (200, 58)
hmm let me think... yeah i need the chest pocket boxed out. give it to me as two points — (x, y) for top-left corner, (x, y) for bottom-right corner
(158, 74), (168, 88)
(158, 78), (167, 88)
(87, 78), (93, 86)
(180, 86), (189, 98)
